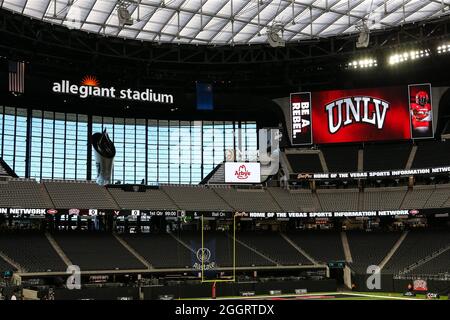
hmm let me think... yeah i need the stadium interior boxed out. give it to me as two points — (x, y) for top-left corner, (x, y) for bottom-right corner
(0, 1), (449, 301)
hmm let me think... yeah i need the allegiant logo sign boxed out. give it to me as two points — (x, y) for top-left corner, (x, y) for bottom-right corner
(52, 77), (174, 104)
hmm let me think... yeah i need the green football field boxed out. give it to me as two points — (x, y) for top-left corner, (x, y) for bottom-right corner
(187, 291), (449, 300)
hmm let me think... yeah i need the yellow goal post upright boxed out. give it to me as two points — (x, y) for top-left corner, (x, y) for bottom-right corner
(200, 213), (237, 284)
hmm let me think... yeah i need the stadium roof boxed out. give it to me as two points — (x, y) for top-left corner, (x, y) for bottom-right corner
(1, 0), (450, 45)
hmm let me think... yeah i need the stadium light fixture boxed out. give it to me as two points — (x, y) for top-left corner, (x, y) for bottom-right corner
(346, 58), (377, 69)
(388, 49), (430, 65)
(356, 22), (370, 49)
(117, 1), (134, 27)
(267, 23), (285, 48)
(437, 43), (450, 54)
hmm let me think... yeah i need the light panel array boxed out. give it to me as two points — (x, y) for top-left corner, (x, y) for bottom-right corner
(388, 49), (431, 65)
(437, 44), (450, 54)
(347, 59), (378, 69)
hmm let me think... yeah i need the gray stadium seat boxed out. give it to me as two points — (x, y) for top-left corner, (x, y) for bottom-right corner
(0, 179), (53, 208)
(44, 180), (118, 209)
(107, 187), (178, 210)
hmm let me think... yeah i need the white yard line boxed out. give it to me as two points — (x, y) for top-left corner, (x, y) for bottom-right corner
(338, 292), (420, 300)
(196, 292), (423, 300)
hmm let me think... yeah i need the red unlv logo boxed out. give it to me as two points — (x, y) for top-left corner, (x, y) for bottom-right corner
(306, 86), (412, 144)
(325, 96), (390, 134)
(235, 165), (251, 180)
(47, 209), (58, 215)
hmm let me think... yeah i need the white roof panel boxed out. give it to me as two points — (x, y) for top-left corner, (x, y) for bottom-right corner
(1, 0), (448, 45)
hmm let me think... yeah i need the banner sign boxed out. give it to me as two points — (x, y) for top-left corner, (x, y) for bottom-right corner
(225, 162), (261, 183)
(290, 92), (313, 145)
(0, 208), (446, 219)
(290, 84), (434, 145)
(291, 166), (450, 180)
(232, 208), (448, 219)
(214, 208), (442, 219)
(0, 208), (47, 218)
(409, 83), (433, 139)
(244, 210), (409, 218)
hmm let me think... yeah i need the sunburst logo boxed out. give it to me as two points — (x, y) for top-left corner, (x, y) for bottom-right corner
(81, 75), (100, 87)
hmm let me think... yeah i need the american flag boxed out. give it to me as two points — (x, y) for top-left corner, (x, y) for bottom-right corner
(8, 61), (25, 94)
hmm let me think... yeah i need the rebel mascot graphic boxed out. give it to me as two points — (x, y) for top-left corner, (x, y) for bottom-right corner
(409, 83), (433, 139)
(290, 84), (433, 145)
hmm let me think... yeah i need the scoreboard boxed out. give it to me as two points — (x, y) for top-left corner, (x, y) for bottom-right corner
(290, 84), (433, 145)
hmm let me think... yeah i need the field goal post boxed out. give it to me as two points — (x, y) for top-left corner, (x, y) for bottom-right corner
(200, 214), (237, 284)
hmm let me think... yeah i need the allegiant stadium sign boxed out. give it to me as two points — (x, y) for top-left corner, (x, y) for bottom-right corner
(52, 79), (174, 104)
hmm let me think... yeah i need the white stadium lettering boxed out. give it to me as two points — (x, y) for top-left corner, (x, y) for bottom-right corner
(292, 102), (311, 137)
(52, 80), (174, 104)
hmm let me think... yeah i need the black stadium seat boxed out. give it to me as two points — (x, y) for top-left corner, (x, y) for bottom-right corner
(236, 232), (312, 265)
(286, 231), (345, 264)
(52, 233), (145, 271)
(363, 143), (412, 171)
(119, 233), (193, 269)
(383, 230), (450, 274)
(177, 231), (275, 267)
(286, 154), (323, 173)
(0, 229), (447, 278)
(0, 232), (66, 272)
(0, 256), (15, 273)
(346, 231), (402, 273)
(408, 250), (450, 276)
(412, 140), (450, 168)
(322, 145), (359, 172)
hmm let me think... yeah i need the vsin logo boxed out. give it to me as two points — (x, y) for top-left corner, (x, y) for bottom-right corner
(235, 165), (251, 180)
(325, 96), (390, 134)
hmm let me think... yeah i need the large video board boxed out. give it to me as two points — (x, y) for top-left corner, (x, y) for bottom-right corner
(290, 84), (433, 145)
